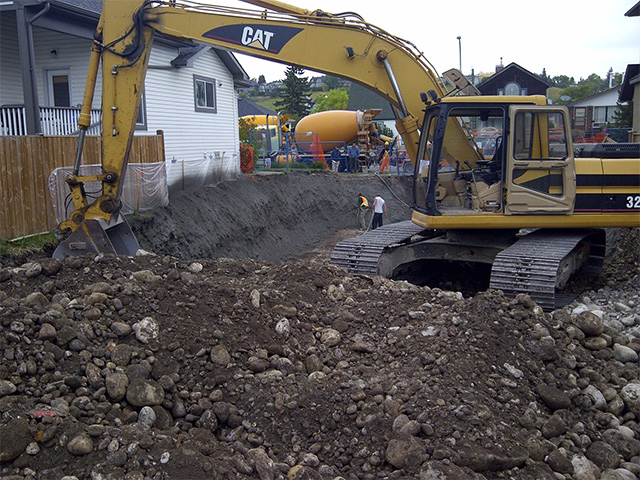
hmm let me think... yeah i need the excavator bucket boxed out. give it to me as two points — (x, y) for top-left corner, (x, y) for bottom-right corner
(53, 215), (140, 259)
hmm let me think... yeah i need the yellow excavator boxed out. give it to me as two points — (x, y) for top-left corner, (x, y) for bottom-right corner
(54, 0), (640, 309)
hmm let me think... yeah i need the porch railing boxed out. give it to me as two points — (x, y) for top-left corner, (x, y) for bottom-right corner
(1, 105), (102, 136)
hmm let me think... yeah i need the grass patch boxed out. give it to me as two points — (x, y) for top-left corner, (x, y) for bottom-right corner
(0, 232), (57, 257)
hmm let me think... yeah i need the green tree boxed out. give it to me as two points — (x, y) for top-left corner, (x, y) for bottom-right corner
(322, 76), (340, 91)
(311, 88), (349, 113)
(274, 66), (312, 122)
(376, 122), (394, 139)
(551, 75), (575, 88)
(258, 75), (266, 85)
(557, 73), (604, 104)
(238, 117), (255, 143)
(611, 100), (634, 128)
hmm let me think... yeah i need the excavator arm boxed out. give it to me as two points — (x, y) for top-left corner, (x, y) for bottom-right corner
(54, 0), (472, 258)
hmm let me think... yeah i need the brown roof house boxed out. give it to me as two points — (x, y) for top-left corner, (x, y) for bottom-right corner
(477, 62), (551, 97)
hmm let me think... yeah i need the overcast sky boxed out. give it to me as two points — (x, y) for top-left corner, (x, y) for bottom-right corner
(212, 0), (639, 83)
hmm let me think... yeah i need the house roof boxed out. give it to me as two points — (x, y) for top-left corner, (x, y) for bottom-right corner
(477, 62), (551, 92)
(346, 83), (394, 119)
(619, 64), (640, 102)
(566, 86), (622, 107)
(626, 1), (640, 16)
(34, 0), (249, 84)
(238, 98), (277, 117)
(49, 0), (102, 15)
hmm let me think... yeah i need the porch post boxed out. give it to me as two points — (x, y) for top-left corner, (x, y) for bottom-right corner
(15, 2), (43, 134)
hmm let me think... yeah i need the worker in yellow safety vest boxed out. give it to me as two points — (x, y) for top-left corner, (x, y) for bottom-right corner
(358, 193), (369, 208)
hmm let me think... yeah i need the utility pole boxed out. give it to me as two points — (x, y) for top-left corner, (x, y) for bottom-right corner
(457, 36), (462, 72)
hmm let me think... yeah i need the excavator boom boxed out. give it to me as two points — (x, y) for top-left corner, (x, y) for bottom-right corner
(54, 0), (466, 258)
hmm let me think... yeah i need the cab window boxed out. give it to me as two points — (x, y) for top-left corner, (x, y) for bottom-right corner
(514, 111), (568, 160)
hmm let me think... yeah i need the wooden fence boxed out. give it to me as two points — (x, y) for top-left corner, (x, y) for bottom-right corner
(0, 133), (165, 239)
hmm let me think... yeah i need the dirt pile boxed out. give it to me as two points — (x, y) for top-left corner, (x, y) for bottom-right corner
(128, 172), (413, 262)
(0, 237), (639, 479)
(1, 172), (640, 480)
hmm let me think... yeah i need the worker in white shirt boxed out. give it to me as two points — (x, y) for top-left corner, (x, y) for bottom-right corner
(371, 194), (387, 230)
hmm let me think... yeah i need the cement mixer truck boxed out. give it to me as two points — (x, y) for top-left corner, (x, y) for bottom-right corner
(54, 0), (640, 309)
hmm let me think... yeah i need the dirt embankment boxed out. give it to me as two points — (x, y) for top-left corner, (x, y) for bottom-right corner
(129, 172), (413, 262)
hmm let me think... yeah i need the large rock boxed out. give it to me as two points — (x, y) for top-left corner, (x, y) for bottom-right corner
(67, 433), (94, 456)
(385, 435), (426, 470)
(0, 380), (17, 398)
(0, 418), (31, 462)
(126, 380), (165, 407)
(613, 344), (638, 363)
(574, 311), (604, 336)
(455, 444), (528, 472)
(132, 317), (159, 344)
(602, 429), (640, 461)
(105, 372), (129, 401)
(546, 449), (574, 474)
(210, 344), (231, 366)
(620, 383), (640, 417)
(586, 441), (621, 470)
(536, 384), (571, 411)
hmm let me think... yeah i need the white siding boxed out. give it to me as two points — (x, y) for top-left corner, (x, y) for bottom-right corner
(0, 13), (24, 105)
(32, 28), (102, 109)
(570, 89), (621, 108)
(144, 45), (240, 176)
(0, 14), (102, 109)
(1, 15), (240, 179)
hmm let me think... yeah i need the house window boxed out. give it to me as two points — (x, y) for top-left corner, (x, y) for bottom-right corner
(46, 70), (71, 107)
(194, 75), (217, 113)
(593, 106), (607, 125)
(498, 82), (528, 96)
(136, 90), (147, 130)
(593, 106), (616, 126)
(574, 107), (586, 129)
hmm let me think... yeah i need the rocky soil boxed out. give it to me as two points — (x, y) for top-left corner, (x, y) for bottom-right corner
(1, 172), (640, 480)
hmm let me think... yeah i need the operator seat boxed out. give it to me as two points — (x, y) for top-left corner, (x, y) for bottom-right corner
(475, 136), (502, 185)
(489, 136), (503, 173)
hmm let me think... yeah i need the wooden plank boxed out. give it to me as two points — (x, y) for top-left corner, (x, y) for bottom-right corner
(0, 133), (165, 239)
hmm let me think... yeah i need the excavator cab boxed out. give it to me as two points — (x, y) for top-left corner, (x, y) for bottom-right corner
(412, 95), (574, 224)
(414, 102), (506, 215)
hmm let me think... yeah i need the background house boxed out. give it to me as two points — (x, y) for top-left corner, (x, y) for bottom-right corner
(238, 98), (277, 118)
(477, 62), (551, 97)
(0, 0), (251, 186)
(566, 87), (625, 137)
(619, 64), (639, 142)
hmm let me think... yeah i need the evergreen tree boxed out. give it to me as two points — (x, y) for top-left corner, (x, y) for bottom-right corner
(611, 100), (634, 128)
(274, 66), (312, 122)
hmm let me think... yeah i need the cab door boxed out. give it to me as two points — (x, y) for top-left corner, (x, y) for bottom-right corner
(505, 106), (576, 214)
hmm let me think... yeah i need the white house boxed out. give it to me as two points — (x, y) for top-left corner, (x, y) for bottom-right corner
(566, 87), (625, 132)
(0, 0), (252, 186)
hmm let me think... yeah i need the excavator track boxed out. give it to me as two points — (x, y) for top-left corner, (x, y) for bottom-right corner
(489, 230), (606, 311)
(330, 221), (425, 275)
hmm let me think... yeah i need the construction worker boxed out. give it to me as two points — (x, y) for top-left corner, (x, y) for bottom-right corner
(330, 146), (342, 172)
(348, 143), (360, 173)
(379, 141), (391, 173)
(358, 193), (369, 209)
(371, 194), (387, 229)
